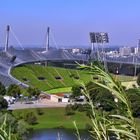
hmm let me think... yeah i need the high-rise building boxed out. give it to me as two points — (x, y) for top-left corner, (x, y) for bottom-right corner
(119, 46), (131, 56)
(137, 39), (140, 53)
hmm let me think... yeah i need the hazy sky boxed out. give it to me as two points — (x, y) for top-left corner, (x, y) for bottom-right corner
(0, 0), (140, 47)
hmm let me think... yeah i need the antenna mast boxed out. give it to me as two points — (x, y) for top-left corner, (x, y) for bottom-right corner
(46, 27), (50, 52)
(5, 25), (10, 52)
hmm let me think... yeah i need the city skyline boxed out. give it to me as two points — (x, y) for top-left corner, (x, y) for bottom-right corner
(0, 0), (140, 47)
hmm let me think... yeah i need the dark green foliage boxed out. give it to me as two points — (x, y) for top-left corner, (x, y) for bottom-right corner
(86, 81), (115, 111)
(107, 62), (120, 74)
(126, 88), (140, 117)
(71, 103), (91, 115)
(24, 112), (38, 125)
(86, 81), (101, 101)
(0, 112), (29, 140)
(86, 109), (93, 118)
(85, 123), (92, 131)
(77, 104), (87, 112)
(0, 82), (6, 96)
(137, 73), (140, 86)
(16, 120), (29, 140)
(36, 108), (44, 115)
(65, 104), (75, 116)
(7, 84), (21, 98)
(95, 90), (115, 111)
(0, 96), (8, 109)
(27, 87), (40, 98)
(71, 85), (83, 98)
(0, 113), (17, 132)
(72, 103), (84, 112)
(71, 103), (79, 111)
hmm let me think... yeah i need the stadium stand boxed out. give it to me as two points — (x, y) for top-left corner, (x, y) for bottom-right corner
(0, 47), (86, 87)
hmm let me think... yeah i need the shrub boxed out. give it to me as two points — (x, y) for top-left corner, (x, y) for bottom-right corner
(36, 108), (44, 115)
(77, 104), (86, 112)
(24, 112), (38, 125)
(65, 104), (75, 116)
(71, 103), (78, 111)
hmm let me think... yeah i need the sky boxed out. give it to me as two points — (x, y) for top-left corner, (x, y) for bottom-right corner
(0, 0), (140, 47)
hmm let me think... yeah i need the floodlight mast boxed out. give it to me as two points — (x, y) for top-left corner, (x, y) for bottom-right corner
(89, 32), (95, 53)
(134, 39), (140, 76)
(46, 27), (50, 52)
(100, 32), (109, 72)
(5, 25), (10, 52)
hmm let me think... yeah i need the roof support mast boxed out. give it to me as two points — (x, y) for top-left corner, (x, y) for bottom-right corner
(46, 27), (50, 52)
(5, 25), (10, 52)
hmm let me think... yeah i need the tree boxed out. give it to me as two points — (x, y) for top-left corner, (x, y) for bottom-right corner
(137, 73), (140, 86)
(16, 120), (29, 139)
(0, 113), (29, 140)
(27, 87), (40, 98)
(24, 112), (38, 125)
(7, 84), (21, 98)
(71, 84), (83, 98)
(0, 96), (8, 109)
(126, 88), (140, 117)
(86, 81), (101, 101)
(65, 104), (75, 115)
(0, 82), (6, 96)
(86, 81), (115, 111)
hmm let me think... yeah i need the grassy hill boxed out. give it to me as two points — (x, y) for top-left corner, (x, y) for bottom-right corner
(11, 64), (136, 92)
(11, 64), (93, 91)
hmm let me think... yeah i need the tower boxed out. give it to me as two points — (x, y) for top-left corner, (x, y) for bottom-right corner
(5, 25), (10, 52)
(46, 27), (50, 52)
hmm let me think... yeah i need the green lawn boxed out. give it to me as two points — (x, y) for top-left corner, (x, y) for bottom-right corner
(13, 108), (90, 130)
(46, 87), (72, 94)
(12, 107), (140, 133)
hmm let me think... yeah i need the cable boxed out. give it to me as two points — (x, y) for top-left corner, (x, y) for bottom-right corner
(10, 27), (24, 50)
(50, 29), (59, 49)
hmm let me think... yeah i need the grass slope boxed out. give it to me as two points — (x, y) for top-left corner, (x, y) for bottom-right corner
(11, 64), (136, 92)
(11, 64), (92, 91)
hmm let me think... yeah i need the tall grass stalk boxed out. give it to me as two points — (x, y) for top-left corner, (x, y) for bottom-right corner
(0, 114), (17, 140)
(75, 63), (139, 140)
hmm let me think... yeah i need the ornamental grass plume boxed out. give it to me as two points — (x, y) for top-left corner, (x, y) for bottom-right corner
(74, 63), (140, 140)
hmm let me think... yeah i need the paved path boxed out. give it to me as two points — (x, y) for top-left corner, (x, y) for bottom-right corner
(8, 101), (70, 110)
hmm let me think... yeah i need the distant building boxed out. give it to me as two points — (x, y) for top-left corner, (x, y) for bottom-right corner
(134, 47), (138, 54)
(119, 46), (132, 56)
(137, 39), (140, 54)
(72, 48), (80, 54)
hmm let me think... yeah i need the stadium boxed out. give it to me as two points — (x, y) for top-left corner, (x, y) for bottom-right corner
(0, 26), (139, 91)
(0, 26), (89, 91)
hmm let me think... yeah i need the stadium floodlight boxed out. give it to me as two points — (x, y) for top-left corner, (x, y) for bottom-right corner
(89, 32), (109, 43)
(100, 32), (109, 43)
(95, 32), (102, 43)
(89, 32), (96, 43)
